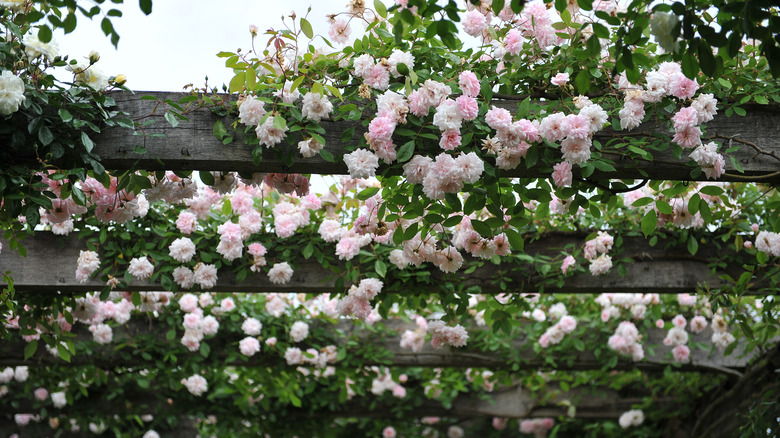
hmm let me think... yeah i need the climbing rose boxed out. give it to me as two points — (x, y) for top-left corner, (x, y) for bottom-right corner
(128, 257), (154, 280)
(239, 337), (261, 357)
(289, 321), (310, 343)
(0, 70), (25, 115)
(268, 262), (293, 284)
(343, 149), (379, 179)
(301, 92), (333, 122)
(182, 375), (208, 396)
(551, 72), (570, 86)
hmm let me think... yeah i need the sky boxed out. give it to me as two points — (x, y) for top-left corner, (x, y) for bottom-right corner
(55, 0), (350, 91)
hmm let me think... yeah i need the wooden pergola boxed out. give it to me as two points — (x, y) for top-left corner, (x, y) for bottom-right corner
(0, 92), (778, 438)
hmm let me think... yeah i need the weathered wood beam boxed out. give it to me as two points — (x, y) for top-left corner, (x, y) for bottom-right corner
(0, 320), (755, 373)
(690, 343), (780, 438)
(93, 92), (780, 182)
(0, 382), (671, 420)
(0, 232), (759, 294)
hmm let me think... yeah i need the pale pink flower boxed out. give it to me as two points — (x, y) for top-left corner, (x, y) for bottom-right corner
(173, 267), (195, 289)
(34, 387), (48, 401)
(268, 262), (293, 284)
(551, 72), (569, 86)
(255, 117), (288, 148)
(656, 319), (665, 329)
(561, 255), (576, 274)
(89, 323), (112, 344)
(289, 321), (309, 342)
(669, 73), (699, 100)
(434, 246), (463, 273)
(220, 297), (235, 312)
(343, 149), (379, 179)
(284, 347), (303, 365)
(552, 161), (573, 187)
(458, 71), (480, 98)
(672, 314), (687, 328)
(673, 126), (702, 149)
(168, 237), (196, 263)
(201, 315), (219, 335)
(194, 263), (218, 289)
(589, 254), (612, 275)
(238, 95), (266, 126)
(335, 236), (361, 260)
(504, 29), (523, 55)
(462, 10), (487, 37)
(455, 95), (478, 120)
(239, 337), (261, 356)
(485, 106), (512, 131)
(178, 293), (199, 313)
(672, 106), (699, 131)
(364, 64), (390, 90)
(690, 315), (708, 333)
(328, 18), (351, 45)
(382, 426), (397, 438)
(672, 344), (690, 363)
(183, 375), (208, 396)
(128, 257), (154, 280)
(439, 130), (462, 151)
(387, 50), (415, 78)
(301, 92), (333, 122)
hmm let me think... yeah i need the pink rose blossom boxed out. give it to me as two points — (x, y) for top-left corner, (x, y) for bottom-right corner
(551, 72), (570, 86)
(458, 71), (480, 97)
(462, 10), (487, 37)
(552, 161), (573, 187)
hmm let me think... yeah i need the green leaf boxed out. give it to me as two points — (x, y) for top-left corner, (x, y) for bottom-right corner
(200, 171), (215, 186)
(688, 193), (701, 215)
(290, 75), (305, 94)
(700, 186), (724, 196)
(574, 70), (591, 94)
(38, 25), (52, 43)
(164, 111), (179, 128)
(273, 115), (287, 130)
(397, 141), (415, 163)
(641, 209), (657, 237)
(57, 342), (71, 362)
(300, 18), (314, 39)
(213, 120), (227, 139)
(24, 340), (38, 360)
(632, 197), (654, 207)
(200, 342), (211, 358)
(229, 72), (246, 93)
(687, 235), (699, 255)
(166, 329), (176, 341)
(319, 149), (335, 162)
(471, 219), (492, 238)
(81, 131), (94, 152)
(58, 109), (73, 123)
(374, 0), (388, 18)
(357, 187), (380, 200)
(38, 125), (54, 146)
(655, 200), (673, 215)
(139, 0), (153, 15)
(505, 229), (524, 251)
(375, 260), (387, 278)
(302, 242), (314, 259)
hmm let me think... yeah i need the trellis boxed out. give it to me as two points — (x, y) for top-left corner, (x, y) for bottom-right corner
(0, 92), (779, 438)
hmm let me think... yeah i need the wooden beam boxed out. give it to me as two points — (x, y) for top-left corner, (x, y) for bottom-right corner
(0, 382), (671, 420)
(0, 232), (757, 294)
(0, 320), (755, 373)
(93, 92), (780, 182)
(690, 343), (780, 438)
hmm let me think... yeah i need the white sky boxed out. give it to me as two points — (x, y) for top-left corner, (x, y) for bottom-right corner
(55, 0), (349, 91)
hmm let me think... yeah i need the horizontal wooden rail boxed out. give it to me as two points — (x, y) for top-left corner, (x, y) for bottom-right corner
(0, 381), (670, 420)
(0, 320), (756, 373)
(0, 232), (757, 294)
(91, 92), (780, 182)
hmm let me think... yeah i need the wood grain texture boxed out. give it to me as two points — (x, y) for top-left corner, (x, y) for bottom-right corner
(0, 319), (756, 372)
(93, 92), (780, 182)
(0, 232), (755, 294)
